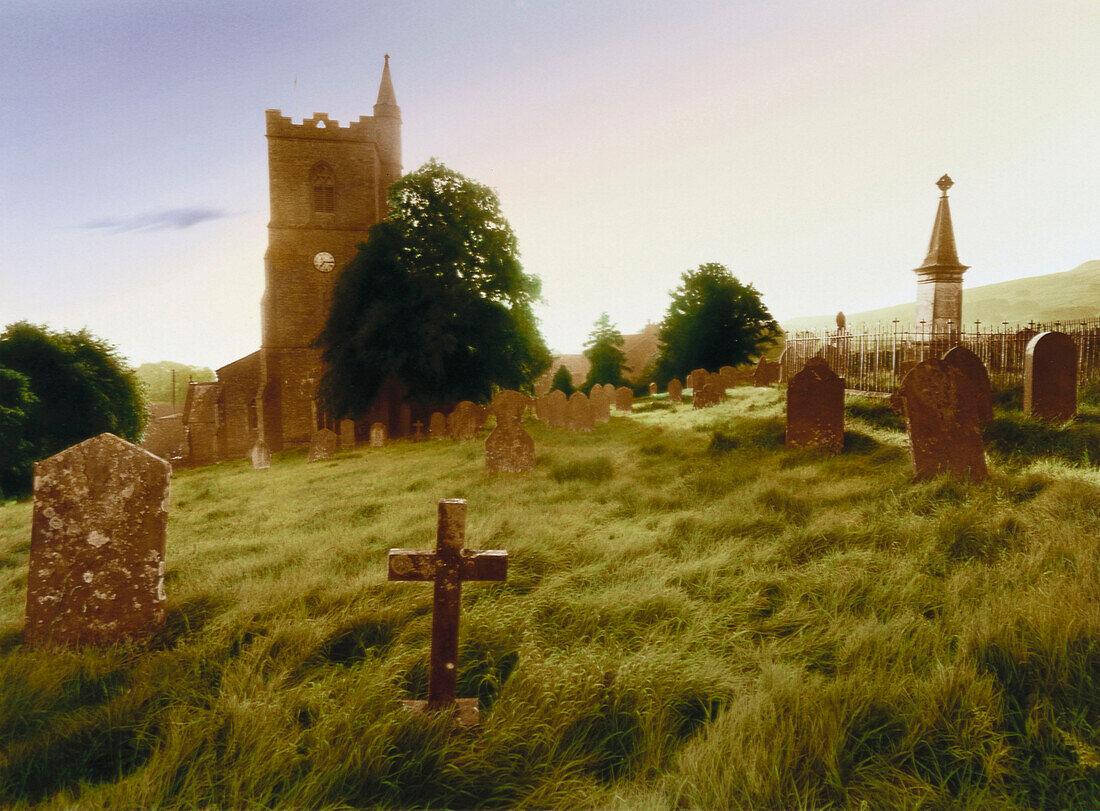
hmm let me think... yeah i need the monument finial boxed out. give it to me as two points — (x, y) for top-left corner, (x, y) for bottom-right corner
(936, 174), (954, 197)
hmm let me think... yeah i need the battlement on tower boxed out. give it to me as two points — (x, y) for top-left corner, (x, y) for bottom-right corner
(265, 110), (376, 142)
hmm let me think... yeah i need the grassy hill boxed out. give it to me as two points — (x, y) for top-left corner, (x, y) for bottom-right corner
(4, 389), (1100, 807)
(783, 260), (1100, 333)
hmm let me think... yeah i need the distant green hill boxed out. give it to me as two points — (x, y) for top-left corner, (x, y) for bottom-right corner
(782, 260), (1100, 333)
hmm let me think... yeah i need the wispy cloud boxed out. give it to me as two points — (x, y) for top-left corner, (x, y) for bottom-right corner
(82, 207), (231, 234)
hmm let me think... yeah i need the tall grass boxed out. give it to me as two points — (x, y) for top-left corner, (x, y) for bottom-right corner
(1, 387), (1100, 807)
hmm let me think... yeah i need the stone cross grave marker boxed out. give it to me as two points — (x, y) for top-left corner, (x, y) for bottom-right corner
(485, 390), (535, 473)
(899, 358), (987, 482)
(338, 419), (356, 449)
(429, 411), (447, 439)
(412, 420), (425, 439)
(388, 499), (507, 726)
(668, 378), (682, 402)
(786, 357), (844, 453)
(1024, 331), (1077, 422)
(24, 433), (171, 649)
(589, 386), (611, 423)
(307, 428), (338, 462)
(614, 386), (633, 412)
(567, 391), (594, 432)
(370, 422), (387, 447)
(448, 401), (482, 440)
(943, 345), (993, 427)
(690, 369), (707, 392)
(250, 439), (271, 470)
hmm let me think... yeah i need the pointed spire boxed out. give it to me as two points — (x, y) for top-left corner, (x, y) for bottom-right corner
(915, 174), (968, 272)
(376, 53), (398, 108)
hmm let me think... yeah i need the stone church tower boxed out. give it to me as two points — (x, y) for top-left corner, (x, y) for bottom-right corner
(913, 174), (968, 335)
(186, 57), (402, 461)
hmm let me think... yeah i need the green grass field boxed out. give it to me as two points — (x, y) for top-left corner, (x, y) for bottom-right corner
(3, 388), (1100, 808)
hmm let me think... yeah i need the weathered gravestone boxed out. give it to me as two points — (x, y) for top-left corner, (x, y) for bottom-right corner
(668, 378), (683, 403)
(250, 439), (271, 470)
(567, 391), (594, 432)
(755, 358), (780, 387)
(388, 499), (507, 726)
(485, 390), (535, 473)
(899, 358), (987, 482)
(307, 428), (338, 461)
(545, 389), (568, 429)
(429, 411), (447, 439)
(708, 372), (728, 402)
(24, 433), (171, 648)
(690, 368), (708, 392)
(648, 382), (658, 396)
(603, 383), (616, 401)
(1024, 331), (1077, 422)
(338, 419), (356, 449)
(614, 386), (633, 412)
(719, 366), (736, 389)
(693, 381), (720, 410)
(448, 401), (482, 440)
(589, 386), (611, 423)
(943, 345), (993, 427)
(786, 357), (844, 453)
(370, 422), (387, 447)
(534, 394), (549, 422)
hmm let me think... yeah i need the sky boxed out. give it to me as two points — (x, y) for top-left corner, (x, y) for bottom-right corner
(1, 0), (1097, 370)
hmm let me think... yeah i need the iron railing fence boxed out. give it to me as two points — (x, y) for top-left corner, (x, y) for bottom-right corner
(782, 318), (1100, 394)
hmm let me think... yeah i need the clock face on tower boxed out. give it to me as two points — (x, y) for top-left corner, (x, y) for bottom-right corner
(313, 251), (335, 273)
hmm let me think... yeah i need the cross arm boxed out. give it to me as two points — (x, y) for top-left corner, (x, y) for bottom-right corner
(388, 549), (436, 581)
(460, 549), (508, 582)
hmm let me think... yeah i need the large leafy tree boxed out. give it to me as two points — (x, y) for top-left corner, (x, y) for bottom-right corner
(654, 263), (779, 384)
(582, 312), (629, 389)
(317, 159), (551, 415)
(0, 322), (146, 498)
(550, 365), (575, 397)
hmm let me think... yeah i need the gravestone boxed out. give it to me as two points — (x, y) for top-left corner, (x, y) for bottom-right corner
(754, 359), (779, 387)
(24, 433), (171, 648)
(545, 389), (568, 429)
(589, 386), (611, 423)
(250, 439), (271, 470)
(370, 422), (387, 447)
(648, 382), (658, 396)
(708, 372), (728, 402)
(719, 366), (736, 389)
(338, 419), (356, 449)
(307, 428), (338, 461)
(603, 383), (615, 401)
(690, 369), (708, 391)
(448, 401), (482, 440)
(786, 357), (844, 453)
(668, 378), (683, 403)
(614, 386), (633, 412)
(429, 411), (447, 439)
(534, 394), (549, 422)
(899, 358), (987, 482)
(567, 391), (594, 432)
(943, 345), (993, 426)
(1024, 331), (1077, 422)
(485, 390), (535, 473)
(388, 499), (507, 726)
(693, 381), (720, 410)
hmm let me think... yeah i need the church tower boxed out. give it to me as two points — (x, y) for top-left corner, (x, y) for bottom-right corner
(913, 174), (968, 335)
(257, 58), (402, 450)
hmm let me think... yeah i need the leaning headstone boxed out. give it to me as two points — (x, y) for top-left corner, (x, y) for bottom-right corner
(448, 401), (482, 440)
(307, 428), (338, 462)
(388, 499), (507, 725)
(690, 369), (708, 391)
(24, 433), (171, 649)
(370, 422), (387, 447)
(943, 346), (993, 427)
(567, 391), (594, 432)
(429, 411), (447, 439)
(250, 439), (271, 470)
(899, 358), (987, 482)
(1024, 331), (1077, 422)
(589, 386), (611, 424)
(545, 390), (568, 429)
(648, 382), (658, 396)
(668, 378), (683, 403)
(786, 357), (844, 453)
(615, 386), (634, 412)
(719, 366), (736, 389)
(338, 419), (356, 449)
(485, 390), (535, 473)
(754, 358), (779, 387)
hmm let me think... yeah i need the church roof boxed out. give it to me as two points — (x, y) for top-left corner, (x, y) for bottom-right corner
(915, 174), (969, 273)
(376, 54), (398, 108)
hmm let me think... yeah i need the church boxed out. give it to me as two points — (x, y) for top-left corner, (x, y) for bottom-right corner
(180, 57), (405, 464)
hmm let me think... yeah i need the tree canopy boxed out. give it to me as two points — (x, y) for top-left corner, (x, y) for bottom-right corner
(317, 159), (551, 416)
(654, 263), (779, 383)
(0, 322), (146, 498)
(550, 365), (575, 397)
(581, 312), (629, 390)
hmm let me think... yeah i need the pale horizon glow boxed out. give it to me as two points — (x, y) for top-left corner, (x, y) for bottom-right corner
(1, 1), (1096, 370)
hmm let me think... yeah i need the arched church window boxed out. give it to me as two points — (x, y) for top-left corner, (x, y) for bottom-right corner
(311, 164), (335, 214)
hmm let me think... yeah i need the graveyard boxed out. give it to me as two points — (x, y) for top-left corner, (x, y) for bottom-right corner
(3, 381), (1100, 808)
